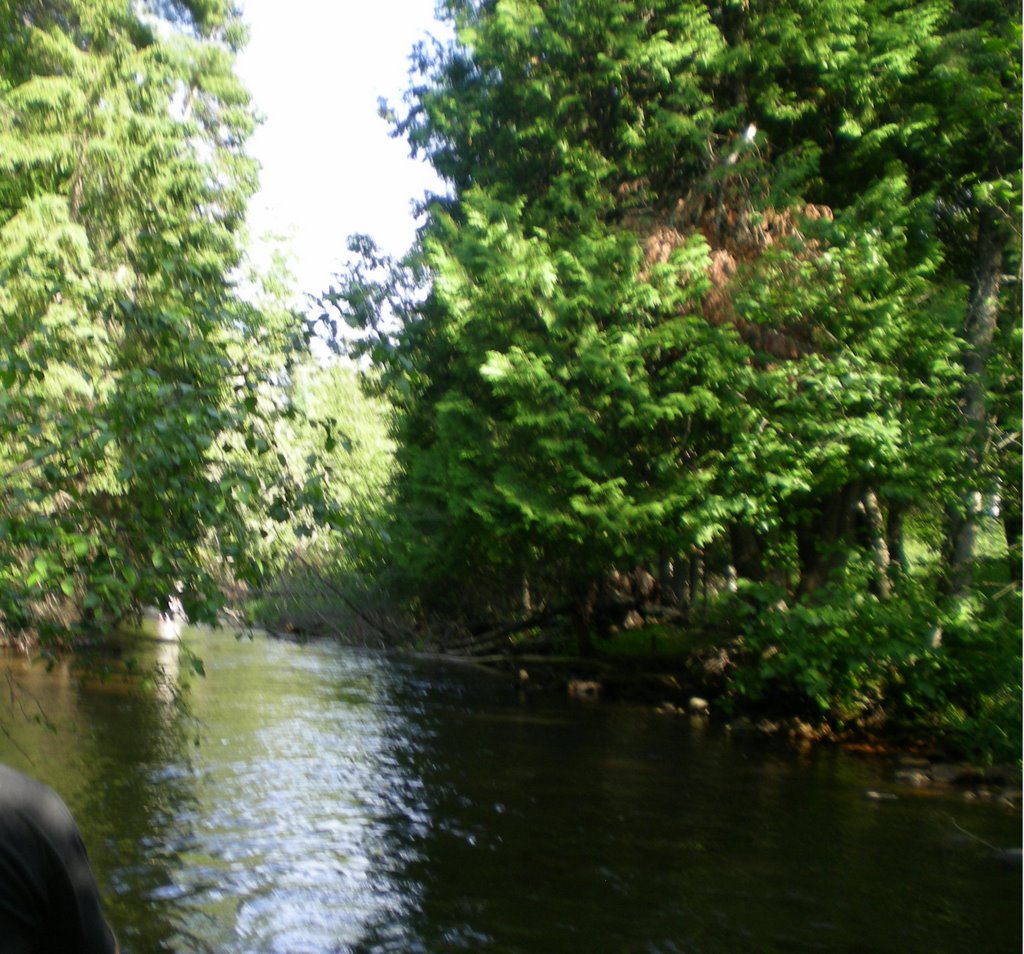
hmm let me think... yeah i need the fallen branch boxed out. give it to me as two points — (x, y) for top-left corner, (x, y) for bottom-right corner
(439, 610), (567, 655)
(283, 553), (414, 645)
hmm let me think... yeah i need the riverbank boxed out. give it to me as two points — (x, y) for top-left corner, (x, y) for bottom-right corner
(397, 646), (1021, 805)
(257, 608), (1022, 807)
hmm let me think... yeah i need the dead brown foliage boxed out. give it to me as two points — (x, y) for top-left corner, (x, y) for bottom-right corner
(625, 192), (834, 360)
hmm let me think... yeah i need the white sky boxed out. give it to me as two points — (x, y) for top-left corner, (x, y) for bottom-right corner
(235, 0), (450, 308)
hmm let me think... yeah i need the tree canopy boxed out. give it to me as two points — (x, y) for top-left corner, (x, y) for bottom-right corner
(0, 0), (302, 644)
(322, 0), (1020, 753)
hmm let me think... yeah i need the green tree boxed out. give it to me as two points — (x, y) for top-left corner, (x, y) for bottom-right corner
(327, 0), (1019, 748)
(249, 357), (399, 636)
(919, 1), (1021, 597)
(0, 0), (300, 646)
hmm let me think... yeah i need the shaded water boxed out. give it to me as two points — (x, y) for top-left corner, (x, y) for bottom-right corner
(1, 628), (1020, 953)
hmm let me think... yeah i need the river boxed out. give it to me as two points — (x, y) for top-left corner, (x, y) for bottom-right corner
(1, 626), (1020, 953)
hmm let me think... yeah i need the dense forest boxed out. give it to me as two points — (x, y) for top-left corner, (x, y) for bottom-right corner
(317, 0), (1022, 759)
(1, 0), (1020, 760)
(0, 0), (327, 637)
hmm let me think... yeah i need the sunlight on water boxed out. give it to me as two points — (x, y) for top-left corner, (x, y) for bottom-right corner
(1, 631), (432, 952)
(130, 638), (430, 953)
(1, 627), (1020, 953)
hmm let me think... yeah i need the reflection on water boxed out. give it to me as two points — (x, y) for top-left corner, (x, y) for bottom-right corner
(1, 628), (1020, 953)
(2, 632), (427, 953)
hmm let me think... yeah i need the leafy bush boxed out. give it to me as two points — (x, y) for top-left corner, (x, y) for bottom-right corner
(727, 563), (1021, 762)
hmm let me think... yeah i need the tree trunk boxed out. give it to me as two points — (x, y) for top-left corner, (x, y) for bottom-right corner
(657, 550), (675, 606)
(729, 523), (790, 590)
(687, 552), (701, 618)
(1004, 508), (1022, 587)
(948, 206), (1005, 596)
(729, 524), (764, 582)
(671, 555), (687, 608)
(570, 580), (597, 658)
(860, 487), (892, 599)
(795, 484), (861, 597)
(997, 416), (1022, 589)
(886, 505), (908, 573)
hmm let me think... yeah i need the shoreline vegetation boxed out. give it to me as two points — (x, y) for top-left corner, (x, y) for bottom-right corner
(3, 609), (1019, 812)
(252, 576), (1019, 775)
(254, 606), (1023, 810)
(1, 1), (1020, 777)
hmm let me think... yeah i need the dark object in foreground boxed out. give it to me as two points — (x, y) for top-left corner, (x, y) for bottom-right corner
(0, 764), (118, 954)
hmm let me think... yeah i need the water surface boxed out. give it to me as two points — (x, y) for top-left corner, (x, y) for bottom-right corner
(1, 628), (1019, 952)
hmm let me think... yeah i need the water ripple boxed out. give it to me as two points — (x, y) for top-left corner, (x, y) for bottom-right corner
(122, 636), (428, 953)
